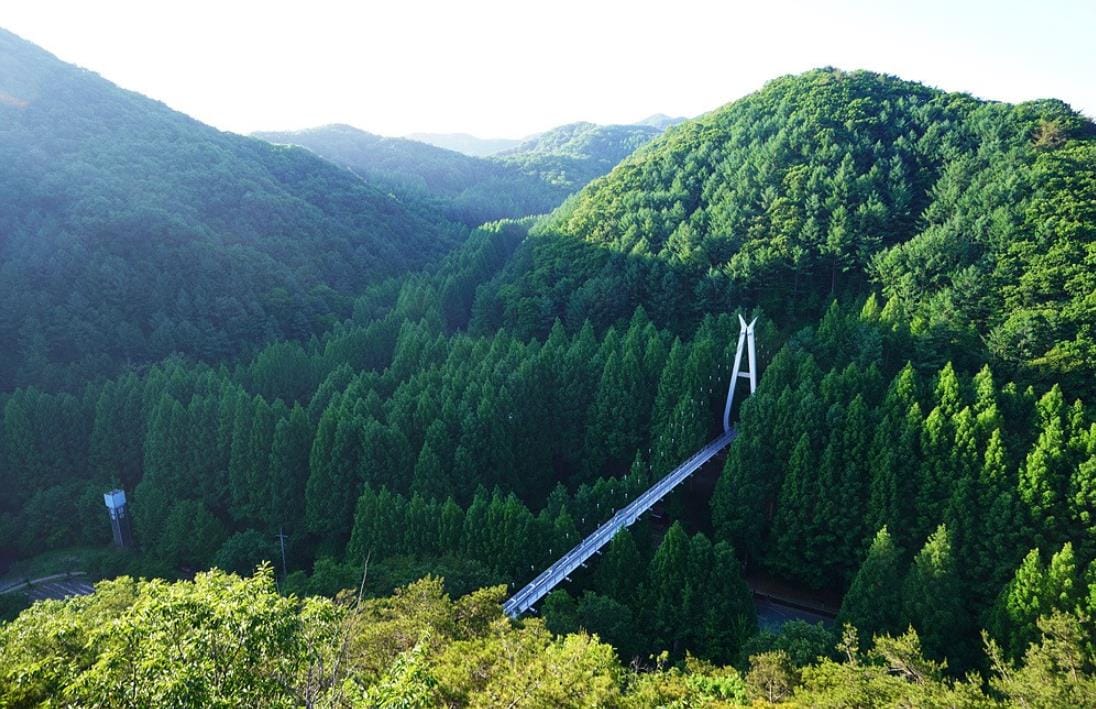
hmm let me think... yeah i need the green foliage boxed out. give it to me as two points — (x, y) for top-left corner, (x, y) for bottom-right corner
(3, 48), (1095, 683)
(472, 69), (1095, 400)
(495, 122), (661, 191)
(987, 611), (1096, 708)
(742, 620), (837, 668)
(989, 543), (1082, 661)
(2, 569), (1095, 706)
(837, 526), (906, 642)
(0, 29), (465, 391)
(710, 301), (1093, 668)
(902, 525), (970, 666)
(0, 567), (304, 706)
(213, 529), (278, 576)
(746, 650), (800, 704)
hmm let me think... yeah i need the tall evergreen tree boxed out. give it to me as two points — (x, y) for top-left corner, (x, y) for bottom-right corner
(701, 541), (757, 663)
(593, 530), (645, 606)
(646, 522), (692, 654)
(867, 401), (922, 551)
(1019, 386), (1074, 550)
(989, 543), (1081, 661)
(837, 527), (906, 643)
(971, 428), (1023, 604)
(268, 405), (312, 534)
(902, 524), (967, 665)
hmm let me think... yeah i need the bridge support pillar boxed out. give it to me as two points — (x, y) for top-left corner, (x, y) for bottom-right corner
(723, 314), (757, 432)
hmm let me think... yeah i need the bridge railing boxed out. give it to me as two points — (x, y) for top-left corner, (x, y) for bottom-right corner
(503, 429), (736, 618)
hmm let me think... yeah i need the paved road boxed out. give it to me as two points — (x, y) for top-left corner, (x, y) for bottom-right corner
(1, 573), (95, 603)
(24, 578), (95, 602)
(755, 596), (835, 632)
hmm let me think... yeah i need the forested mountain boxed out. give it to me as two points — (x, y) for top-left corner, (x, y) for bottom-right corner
(477, 68), (1095, 399)
(0, 29), (465, 392)
(405, 131), (520, 156)
(3, 56), (1095, 704)
(255, 121), (663, 225)
(253, 124), (568, 225)
(495, 121), (662, 191)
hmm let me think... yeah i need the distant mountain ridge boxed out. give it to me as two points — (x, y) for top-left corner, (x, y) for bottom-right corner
(0, 28), (465, 390)
(407, 116), (684, 157)
(405, 132), (520, 156)
(255, 121), (664, 225)
(634, 113), (688, 129)
(494, 122), (661, 190)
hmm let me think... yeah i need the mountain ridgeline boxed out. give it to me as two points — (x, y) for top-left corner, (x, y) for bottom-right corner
(254, 121), (662, 226)
(0, 28), (466, 392)
(405, 131), (520, 156)
(493, 121), (661, 190)
(1, 31), (1095, 706)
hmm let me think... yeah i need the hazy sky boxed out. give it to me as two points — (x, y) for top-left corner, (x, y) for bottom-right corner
(3, 0), (1094, 138)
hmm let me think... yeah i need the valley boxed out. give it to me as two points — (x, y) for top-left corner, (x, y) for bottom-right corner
(0, 18), (1094, 708)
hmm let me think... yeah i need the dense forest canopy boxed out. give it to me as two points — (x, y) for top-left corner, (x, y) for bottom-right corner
(478, 69), (1095, 398)
(0, 29), (466, 392)
(2, 30), (1095, 705)
(254, 121), (661, 226)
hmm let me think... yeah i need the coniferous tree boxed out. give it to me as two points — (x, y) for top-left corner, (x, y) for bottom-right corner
(436, 497), (462, 552)
(1069, 425), (1096, 561)
(702, 541), (757, 663)
(944, 407), (982, 585)
(989, 543), (1080, 661)
(592, 530), (644, 606)
(914, 406), (952, 544)
(268, 405), (312, 534)
(971, 428), (1023, 604)
(403, 494), (436, 557)
(711, 391), (778, 560)
(143, 395), (190, 498)
(867, 401), (922, 551)
(902, 524), (967, 665)
(411, 427), (452, 501)
(837, 527), (906, 643)
(346, 485), (379, 564)
(768, 433), (821, 586)
(1020, 386), (1073, 550)
(304, 403), (362, 543)
(646, 522), (692, 654)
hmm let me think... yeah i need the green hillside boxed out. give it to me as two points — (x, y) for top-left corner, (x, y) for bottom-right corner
(496, 121), (662, 190)
(255, 121), (663, 226)
(476, 69), (1095, 397)
(2, 42), (1095, 705)
(254, 124), (567, 224)
(0, 29), (465, 391)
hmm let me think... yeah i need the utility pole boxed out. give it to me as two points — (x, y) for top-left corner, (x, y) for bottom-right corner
(276, 527), (288, 588)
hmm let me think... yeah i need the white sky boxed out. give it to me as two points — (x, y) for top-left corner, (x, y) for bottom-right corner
(3, 0), (1094, 138)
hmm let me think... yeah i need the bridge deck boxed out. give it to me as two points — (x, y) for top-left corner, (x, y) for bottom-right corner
(503, 428), (736, 618)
